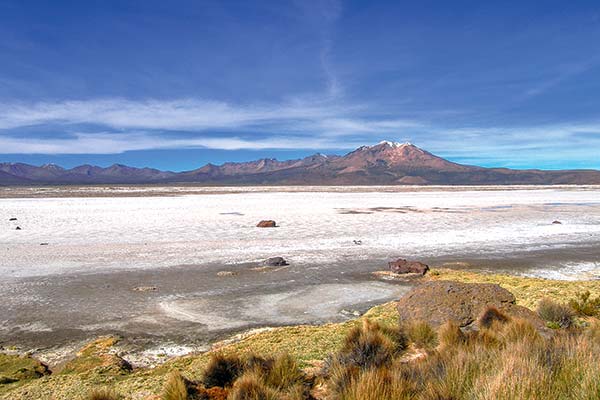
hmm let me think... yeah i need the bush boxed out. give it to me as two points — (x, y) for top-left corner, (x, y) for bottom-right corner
(569, 291), (600, 317)
(86, 388), (121, 400)
(478, 306), (509, 329)
(202, 353), (244, 388)
(537, 298), (574, 328)
(405, 320), (438, 349)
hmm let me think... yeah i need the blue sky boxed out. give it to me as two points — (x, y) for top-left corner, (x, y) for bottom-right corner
(1, 0), (600, 171)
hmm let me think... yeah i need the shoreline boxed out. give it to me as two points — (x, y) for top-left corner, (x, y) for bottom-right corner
(2, 267), (600, 399)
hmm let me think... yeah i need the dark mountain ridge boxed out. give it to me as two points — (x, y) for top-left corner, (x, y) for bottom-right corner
(1, 141), (599, 185)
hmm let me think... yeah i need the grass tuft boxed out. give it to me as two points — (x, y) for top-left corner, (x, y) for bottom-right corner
(261, 353), (305, 391)
(161, 371), (189, 400)
(202, 353), (244, 388)
(478, 306), (509, 329)
(336, 320), (401, 370)
(438, 320), (467, 349)
(228, 371), (279, 400)
(537, 298), (574, 328)
(85, 387), (121, 400)
(405, 320), (438, 349)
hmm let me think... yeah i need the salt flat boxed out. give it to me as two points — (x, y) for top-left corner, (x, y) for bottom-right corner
(1, 186), (600, 279)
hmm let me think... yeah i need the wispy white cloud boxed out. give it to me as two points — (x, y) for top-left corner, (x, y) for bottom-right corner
(0, 131), (369, 154)
(0, 97), (421, 140)
(0, 98), (355, 131)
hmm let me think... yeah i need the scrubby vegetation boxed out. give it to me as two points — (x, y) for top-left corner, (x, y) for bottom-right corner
(2, 269), (600, 400)
(157, 353), (309, 400)
(323, 312), (600, 400)
(111, 310), (600, 399)
(569, 290), (600, 317)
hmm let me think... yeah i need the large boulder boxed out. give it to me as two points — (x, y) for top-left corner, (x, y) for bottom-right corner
(388, 259), (429, 275)
(396, 281), (544, 329)
(256, 220), (277, 228)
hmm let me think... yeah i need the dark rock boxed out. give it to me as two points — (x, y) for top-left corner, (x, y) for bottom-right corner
(388, 259), (429, 275)
(396, 281), (545, 329)
(263, 257), (288, 266)
(257, 220), (277, 228)
(8, 218), (17, 221)
(15, 226), (21, 230)
(552, 220), (562, 224)
(40, 243), (49, 246)
(353, 240), (363, 245)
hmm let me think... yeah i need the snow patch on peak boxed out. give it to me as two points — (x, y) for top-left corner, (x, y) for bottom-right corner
(377, 140), (414, 148)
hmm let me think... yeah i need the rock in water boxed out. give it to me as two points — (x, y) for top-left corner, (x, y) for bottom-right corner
(257, 220), (277, 228)
(552, 220), (562, 224)
(388, 259), (429, 275)
(15, 226), (22, 230)
(263, 257), (288, 266)
(9, 217), (17, 221)
(396, 281), (544, 329)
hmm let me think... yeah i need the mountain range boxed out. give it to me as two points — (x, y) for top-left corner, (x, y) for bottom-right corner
(2, 141), (600, 185)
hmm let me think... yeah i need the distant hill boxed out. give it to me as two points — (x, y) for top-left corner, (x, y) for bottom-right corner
(2, 141), (600, 185)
